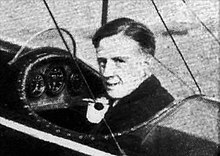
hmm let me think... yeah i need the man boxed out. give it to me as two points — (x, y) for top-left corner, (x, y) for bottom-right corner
(89, 17), (174, 134)
(85, 18), (219, 156)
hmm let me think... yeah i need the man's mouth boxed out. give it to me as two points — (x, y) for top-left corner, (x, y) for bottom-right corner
(106, 82), (120, 88)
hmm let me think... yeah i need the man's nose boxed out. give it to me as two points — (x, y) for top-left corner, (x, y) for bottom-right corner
(103, 60), (115, 77)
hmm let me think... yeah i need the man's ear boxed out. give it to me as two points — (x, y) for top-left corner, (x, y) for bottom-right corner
(143, 54), (153, 65)
(140, 48), (153, 65)
(141, 55), (153, 78)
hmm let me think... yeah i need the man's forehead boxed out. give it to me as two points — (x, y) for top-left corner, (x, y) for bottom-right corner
(97, 33), (140, 57)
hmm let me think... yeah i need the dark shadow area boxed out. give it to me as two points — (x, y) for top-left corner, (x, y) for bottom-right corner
(161, 29), (188, 36)
(37, 107), (96, 133)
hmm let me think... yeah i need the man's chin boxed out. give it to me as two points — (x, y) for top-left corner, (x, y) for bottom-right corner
(107, 90), (129, 99)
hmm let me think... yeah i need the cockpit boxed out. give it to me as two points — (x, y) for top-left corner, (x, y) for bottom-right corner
(0, 28), (107, 135)
(0, 1), (219, 156)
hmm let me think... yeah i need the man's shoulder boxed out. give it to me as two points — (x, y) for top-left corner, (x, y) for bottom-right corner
(136, 74), (174, 102)
(101, 75), (174, 132)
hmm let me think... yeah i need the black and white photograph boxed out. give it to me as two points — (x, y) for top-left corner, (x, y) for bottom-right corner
(0, 0), (219, 155)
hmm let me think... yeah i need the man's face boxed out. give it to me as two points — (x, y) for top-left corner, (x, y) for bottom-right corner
(96, 33), (151, 99)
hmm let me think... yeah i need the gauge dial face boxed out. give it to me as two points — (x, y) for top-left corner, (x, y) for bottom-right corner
(69, 72), (83, 94)
(46, 65), (65, 96)
(28, 74), (46, 98)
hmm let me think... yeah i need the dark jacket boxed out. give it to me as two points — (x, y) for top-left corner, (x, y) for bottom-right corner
(87, 75), (174, 155)
(95, 74), (174, 134)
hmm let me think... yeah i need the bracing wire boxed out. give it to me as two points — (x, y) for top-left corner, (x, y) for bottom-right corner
(42, 0), (97, 101)
(103, 118), (127, 156)
(152, 56), (195, 94)
(182, 0), (220, 46)
(42, 0), (71, 53)
(150, 0), (202, 94)
(42, 0), (125, 155)
(42, 0), (98, 106)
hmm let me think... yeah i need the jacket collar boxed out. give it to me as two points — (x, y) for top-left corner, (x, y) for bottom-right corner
(116, 74), (161, 105)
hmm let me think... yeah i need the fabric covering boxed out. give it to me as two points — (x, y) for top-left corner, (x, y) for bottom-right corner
(90, 77), (219, 155)
(93, 95), (220, 156)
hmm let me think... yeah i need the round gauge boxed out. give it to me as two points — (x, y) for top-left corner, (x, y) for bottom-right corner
(68, 72), (83, 94)
(45, 65), (65, 96)
(27, 74), (46, 98)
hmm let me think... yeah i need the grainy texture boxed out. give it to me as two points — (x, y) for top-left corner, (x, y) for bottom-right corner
(0, 0), (219, 100)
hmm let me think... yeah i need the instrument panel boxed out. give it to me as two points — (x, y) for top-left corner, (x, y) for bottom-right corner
(0, 47), (106, 133)
(26, 61), (87, 111)
(1, 47), (105, 112)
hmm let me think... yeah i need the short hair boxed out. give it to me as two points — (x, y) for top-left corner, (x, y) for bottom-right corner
(92, 17), (156, 56)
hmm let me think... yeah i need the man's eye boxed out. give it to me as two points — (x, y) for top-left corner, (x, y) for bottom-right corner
(98, 58), (106, 67)
(99, 62), (105, 67)
(113, 58), (125, 63)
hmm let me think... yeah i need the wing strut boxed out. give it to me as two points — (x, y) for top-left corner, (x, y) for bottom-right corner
(150, 0), (202, 94)
(101, 0), (109, 26)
